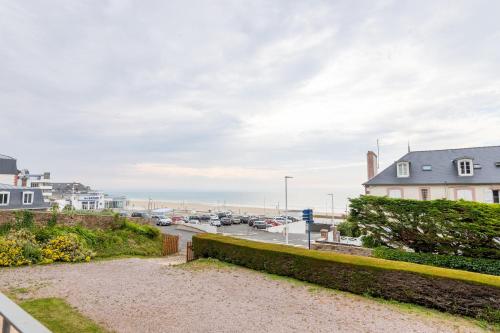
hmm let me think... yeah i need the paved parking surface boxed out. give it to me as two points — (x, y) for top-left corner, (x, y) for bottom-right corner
(158, 223), (319, 249)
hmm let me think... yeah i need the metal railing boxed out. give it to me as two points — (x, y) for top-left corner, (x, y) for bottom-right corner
(0, 293), (51, 333)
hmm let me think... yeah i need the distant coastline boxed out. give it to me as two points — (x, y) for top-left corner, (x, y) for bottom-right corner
(112, 190), (352, 215)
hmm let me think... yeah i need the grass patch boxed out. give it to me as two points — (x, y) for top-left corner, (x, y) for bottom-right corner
(19, 298), (110, 333)
(91, 228), (162, 258)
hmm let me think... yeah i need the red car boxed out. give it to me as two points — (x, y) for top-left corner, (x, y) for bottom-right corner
(171, 216), (185, 223)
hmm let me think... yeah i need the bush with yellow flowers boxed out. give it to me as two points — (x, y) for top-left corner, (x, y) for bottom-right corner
(0, 238), (30, 266)
(0, 229), (41, 266)
(0, 229), (94, 266)
(41, 234), (94, 264)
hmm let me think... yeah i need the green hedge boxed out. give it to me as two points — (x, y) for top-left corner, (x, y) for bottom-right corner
(373, 247), (500, 276)
(193, 233), (500, 323)
(348, 196), (500, 259)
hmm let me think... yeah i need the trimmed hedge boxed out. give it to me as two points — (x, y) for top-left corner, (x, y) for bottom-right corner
(373, 247), (500, 276)
(193, 233), (500, 323)
(348, 196), (500, 259)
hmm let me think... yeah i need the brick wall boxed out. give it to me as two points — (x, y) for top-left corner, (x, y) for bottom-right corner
(0, 210), (147, 230)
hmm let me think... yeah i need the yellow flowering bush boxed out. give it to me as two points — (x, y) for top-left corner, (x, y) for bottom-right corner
(0, 229), (41, 266)
(0, 229), (94, 266)
(41, 234), (94, 264)
(0, 239), (30, 266)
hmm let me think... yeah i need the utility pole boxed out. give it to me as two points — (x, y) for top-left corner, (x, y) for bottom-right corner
(285, 176), (293, 244)
(328, 193), (334, 224)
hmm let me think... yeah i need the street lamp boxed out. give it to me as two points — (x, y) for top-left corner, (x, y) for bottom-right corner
(284, 176), (293, 244)
(328, 193), (334, 224)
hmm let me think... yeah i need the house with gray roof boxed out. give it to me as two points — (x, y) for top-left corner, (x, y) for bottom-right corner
(0, 154), (50, 210)
(364, 146), (500, 204)
(0, 183), (50, 210)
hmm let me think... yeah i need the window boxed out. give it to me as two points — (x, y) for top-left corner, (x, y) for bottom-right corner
(457, 159), (473, 176)
(420, 188), (429, 201)
(82, 202), (88, 210)
(456, 189), (473, 201)
(0, 192), (10, 206)
(23, 192), (34, 205)
(494, 190), (499, 204)
(396, 162), (410, 178)
(388, 189), (403, 198)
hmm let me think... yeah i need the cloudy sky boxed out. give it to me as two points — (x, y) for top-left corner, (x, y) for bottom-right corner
(1, 0), (499, 207)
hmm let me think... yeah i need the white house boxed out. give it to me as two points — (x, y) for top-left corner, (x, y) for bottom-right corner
(364, 146), (500, 204)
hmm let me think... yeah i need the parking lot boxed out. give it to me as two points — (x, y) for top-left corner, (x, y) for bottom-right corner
(158, 222), (321, 250)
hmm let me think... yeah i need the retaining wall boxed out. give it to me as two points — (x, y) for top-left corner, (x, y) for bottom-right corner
(312, 241), (373, 257)
(0, 210), (147, 230)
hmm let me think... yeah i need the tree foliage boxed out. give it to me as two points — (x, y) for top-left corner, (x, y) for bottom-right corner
(348, 196), (500, 259)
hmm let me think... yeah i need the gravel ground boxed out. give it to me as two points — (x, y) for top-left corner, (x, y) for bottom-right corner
(0, 258), (486, 333)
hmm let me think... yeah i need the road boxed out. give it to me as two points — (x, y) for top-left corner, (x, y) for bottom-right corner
(158, 223), (320, 250)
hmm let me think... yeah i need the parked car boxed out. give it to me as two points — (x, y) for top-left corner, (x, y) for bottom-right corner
(157, 217), (172, 226)
(210, 219), (221, 227)
(131, 212), (146, 218)
(220, 217), (232, 226)
(171, 216), (184, 223)
(248, 217), (259, 227)
(240, 216), (250, 224)
(188, 216), (200, 224)
(231, 216), (241, 224)
(200, 214), (211, 221)
(266, 219), (281, 227)
(280, 215), (298, 222)
(253, 220), (268, 229)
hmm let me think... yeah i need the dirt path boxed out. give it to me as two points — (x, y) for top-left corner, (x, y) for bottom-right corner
(0, 258), (486, 333)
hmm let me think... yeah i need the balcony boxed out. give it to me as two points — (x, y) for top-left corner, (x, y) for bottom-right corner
(0, 292), (50, 333)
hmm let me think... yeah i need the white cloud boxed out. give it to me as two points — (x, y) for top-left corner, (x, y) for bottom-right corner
(0, 0), (499, 208)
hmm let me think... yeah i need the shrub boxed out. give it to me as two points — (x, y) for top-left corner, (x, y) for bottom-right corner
(0, 222), (13, 236)
(348, 196), (500, 259)
(336, 220), (361, 237)
(123, 220), (159, 239)
(42, 234), (94, 264)
(193, 233), (500, 323)
(373, 247), (500, 276)
(0, 239), (30, 266)
(361, 235), (383, 248)
(14, 210), (35, 230)
(0, 229), (41, 265)
(47, 206), (58, 228)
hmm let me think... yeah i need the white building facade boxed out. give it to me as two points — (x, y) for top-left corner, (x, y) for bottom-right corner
(364, 146), (500, 204)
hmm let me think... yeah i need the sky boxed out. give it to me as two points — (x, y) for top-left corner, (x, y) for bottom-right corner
(1, 0), (499, 208)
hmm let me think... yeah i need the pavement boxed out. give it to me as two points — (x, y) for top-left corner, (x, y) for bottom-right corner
(158, 223), (320, 250)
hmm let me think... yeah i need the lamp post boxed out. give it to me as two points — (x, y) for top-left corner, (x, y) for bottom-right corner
(285, 176), (293, 244)
(328, 193), (334, 224)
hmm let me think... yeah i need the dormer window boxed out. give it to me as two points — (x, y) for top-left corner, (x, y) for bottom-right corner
(397, 161), (410, 178)
(457, 159), (473, 176)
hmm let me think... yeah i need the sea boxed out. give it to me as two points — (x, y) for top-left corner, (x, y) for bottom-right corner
(108, 190), (361, 215)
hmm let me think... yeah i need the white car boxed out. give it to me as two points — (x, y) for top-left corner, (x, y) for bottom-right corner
(157, 217), (172, 226)
(210, 219), (221, 227)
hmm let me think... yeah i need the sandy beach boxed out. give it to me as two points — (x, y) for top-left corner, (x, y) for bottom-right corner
(127, 199), (346, 219)
(128, 199), (284, 216)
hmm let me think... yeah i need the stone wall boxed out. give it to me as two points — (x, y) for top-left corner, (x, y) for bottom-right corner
(312, 241), (373, 257)
(0, 210), (147, 230)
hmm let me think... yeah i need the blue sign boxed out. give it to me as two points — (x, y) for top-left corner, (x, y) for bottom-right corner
(302, 209), (313, 223)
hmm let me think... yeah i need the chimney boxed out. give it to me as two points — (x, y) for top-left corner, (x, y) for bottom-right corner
(367, 151), (378, 180)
